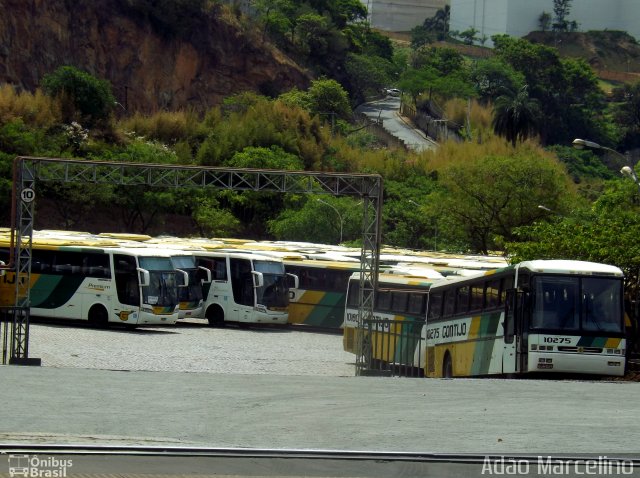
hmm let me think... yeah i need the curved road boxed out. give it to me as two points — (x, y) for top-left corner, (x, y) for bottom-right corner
(355, 96), (438, 152)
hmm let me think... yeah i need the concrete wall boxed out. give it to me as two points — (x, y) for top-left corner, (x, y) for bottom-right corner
(367, 0), (447, 32)
(450, 0), (640, 47)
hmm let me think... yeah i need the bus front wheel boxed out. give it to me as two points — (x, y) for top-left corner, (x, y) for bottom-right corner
(206, 305), (225, 328)
(443, 353), (453, 379)
(88, 304), (109, 328)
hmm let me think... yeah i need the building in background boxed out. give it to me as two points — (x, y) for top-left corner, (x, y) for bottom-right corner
(450, 0), (640, 47)
(365, 0), (447, 32)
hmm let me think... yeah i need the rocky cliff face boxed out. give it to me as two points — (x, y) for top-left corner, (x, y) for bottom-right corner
(0, 0), (310, 113)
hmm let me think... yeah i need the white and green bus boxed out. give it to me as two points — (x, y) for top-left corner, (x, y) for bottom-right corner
(425, 260), (626, 378)
(194, 251), (297, 326)
(167, 250), (210, 320)
(0, 238), (184, 326)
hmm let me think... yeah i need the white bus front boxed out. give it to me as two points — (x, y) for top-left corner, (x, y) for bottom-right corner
(521, 273), (626, 376)
(114, 253), (180, 326)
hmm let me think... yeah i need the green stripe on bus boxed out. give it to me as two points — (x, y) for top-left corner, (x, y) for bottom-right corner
(31, 275), (85, 309)
(302, 292), (346, 327)
(577, 336), (607, 347)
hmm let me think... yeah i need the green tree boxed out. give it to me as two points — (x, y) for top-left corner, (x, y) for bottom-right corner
(430, 150), (574, 254)
(492, 35), (606, 145)
(457, 27), (478, 45)
(410, 47), (465, 75)
(344, 53), (392, 101)
(268, 195), (362, 244)
(492, 85), (541, 147)
(192, 196), (241, 237)
(552, 0), (572, 32)
(614, 81), (640, 150)
(226, 145), (303, 170)
(307, 78), (352, 120)
(251, 0), (296, 43)
(41, 66), (115, 126)
(538, 11), (552, 32)
(471, 57), (525, 103)
(423, 6), (450, 41)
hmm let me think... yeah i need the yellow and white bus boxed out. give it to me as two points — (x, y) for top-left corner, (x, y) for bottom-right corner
(343, 272), (433, 375)
(194, 251), (296, 326)
(284, 259), (360, 330)
(0, 238), (183, 326)
(425, 260), (626, 378)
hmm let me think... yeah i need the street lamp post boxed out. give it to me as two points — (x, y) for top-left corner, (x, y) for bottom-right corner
(316, 198), (343, 244)
(621, 166), (640, 194)
(572, 138), (640, 193)
(572, 138), (628, 162)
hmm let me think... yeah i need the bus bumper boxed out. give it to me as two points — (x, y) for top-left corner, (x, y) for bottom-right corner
(527, 351), (625, 376)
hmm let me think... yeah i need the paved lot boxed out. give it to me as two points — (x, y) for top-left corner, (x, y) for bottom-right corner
(1, 320), (640, 461)
(27, 320), (354, 376)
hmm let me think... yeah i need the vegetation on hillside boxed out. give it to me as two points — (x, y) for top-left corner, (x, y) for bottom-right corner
(2, 2), (640, 288)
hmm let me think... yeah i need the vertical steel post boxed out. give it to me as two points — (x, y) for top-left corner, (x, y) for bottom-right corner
(355, 178), (382, 375)
(10, 158), (37, 364)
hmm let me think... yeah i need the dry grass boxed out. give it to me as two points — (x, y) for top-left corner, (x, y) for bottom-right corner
(119, 110), (204, 143)
(420, 136), (553, 173)
(0, 84), (61, 128)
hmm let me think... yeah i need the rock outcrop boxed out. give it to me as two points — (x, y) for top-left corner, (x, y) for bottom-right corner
(0, 0), (310, 112)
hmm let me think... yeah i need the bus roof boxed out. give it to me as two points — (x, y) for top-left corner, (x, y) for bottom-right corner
(284, 258), (362, 270)
(193, 250), (285, 263)
(429, 259), (624, 289)
(348, 271), (435, 287)
(517, 260), (624, 277)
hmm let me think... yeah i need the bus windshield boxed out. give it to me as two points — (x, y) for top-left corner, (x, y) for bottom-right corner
(254, 260), (289, 309)
(144, 271), (179, 307)
(139, 257), (179, 307)
(171, 256), (203, 302)
(530, 275), (623, 333)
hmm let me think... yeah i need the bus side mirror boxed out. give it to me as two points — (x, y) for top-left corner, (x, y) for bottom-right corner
(137, 268), (150, 287)
(252, 271), (264, 288)
(176, 268), (189, 288)
(287, 273), (299, 289)
(198, 266), (212, 284)
(0, 261), (5, 276)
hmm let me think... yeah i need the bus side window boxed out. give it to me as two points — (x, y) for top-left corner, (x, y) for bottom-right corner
(485, 280), (500, 310)
(428, 291), (442, 320)
(456, 286), (470, 315)
(376, 290), (391, 311)
(443, 290), (455, 317)
(346, 281), (360, 307)
(391, 292), (408, 315)
(408, 293), (424, 316)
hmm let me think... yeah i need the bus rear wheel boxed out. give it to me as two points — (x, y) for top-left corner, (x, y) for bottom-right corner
(88, 305), (109, 328)
(443, 353), (453, 379)
(206, 305), (225, 328)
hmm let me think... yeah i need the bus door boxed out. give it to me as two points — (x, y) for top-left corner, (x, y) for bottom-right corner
(503, 289), (519, 374)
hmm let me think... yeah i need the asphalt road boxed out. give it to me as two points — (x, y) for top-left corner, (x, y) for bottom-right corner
(1, 321), (639, 457)
(355, 97), (438, 152)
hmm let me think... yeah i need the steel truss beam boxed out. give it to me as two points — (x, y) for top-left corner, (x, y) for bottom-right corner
(10, 157), (382, 374)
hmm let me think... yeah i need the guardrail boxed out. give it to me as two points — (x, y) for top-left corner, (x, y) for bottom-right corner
(358, 318), (425, 378)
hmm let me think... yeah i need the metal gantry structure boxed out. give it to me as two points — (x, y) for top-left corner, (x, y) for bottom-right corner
(7, 157), (383, 374)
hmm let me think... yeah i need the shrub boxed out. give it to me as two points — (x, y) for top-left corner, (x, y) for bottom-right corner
(41, 66), (115, 126)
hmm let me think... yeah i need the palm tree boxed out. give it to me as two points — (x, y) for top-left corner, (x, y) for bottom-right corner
(423, 6), (450, 41)
(492, 85), (541, 147)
